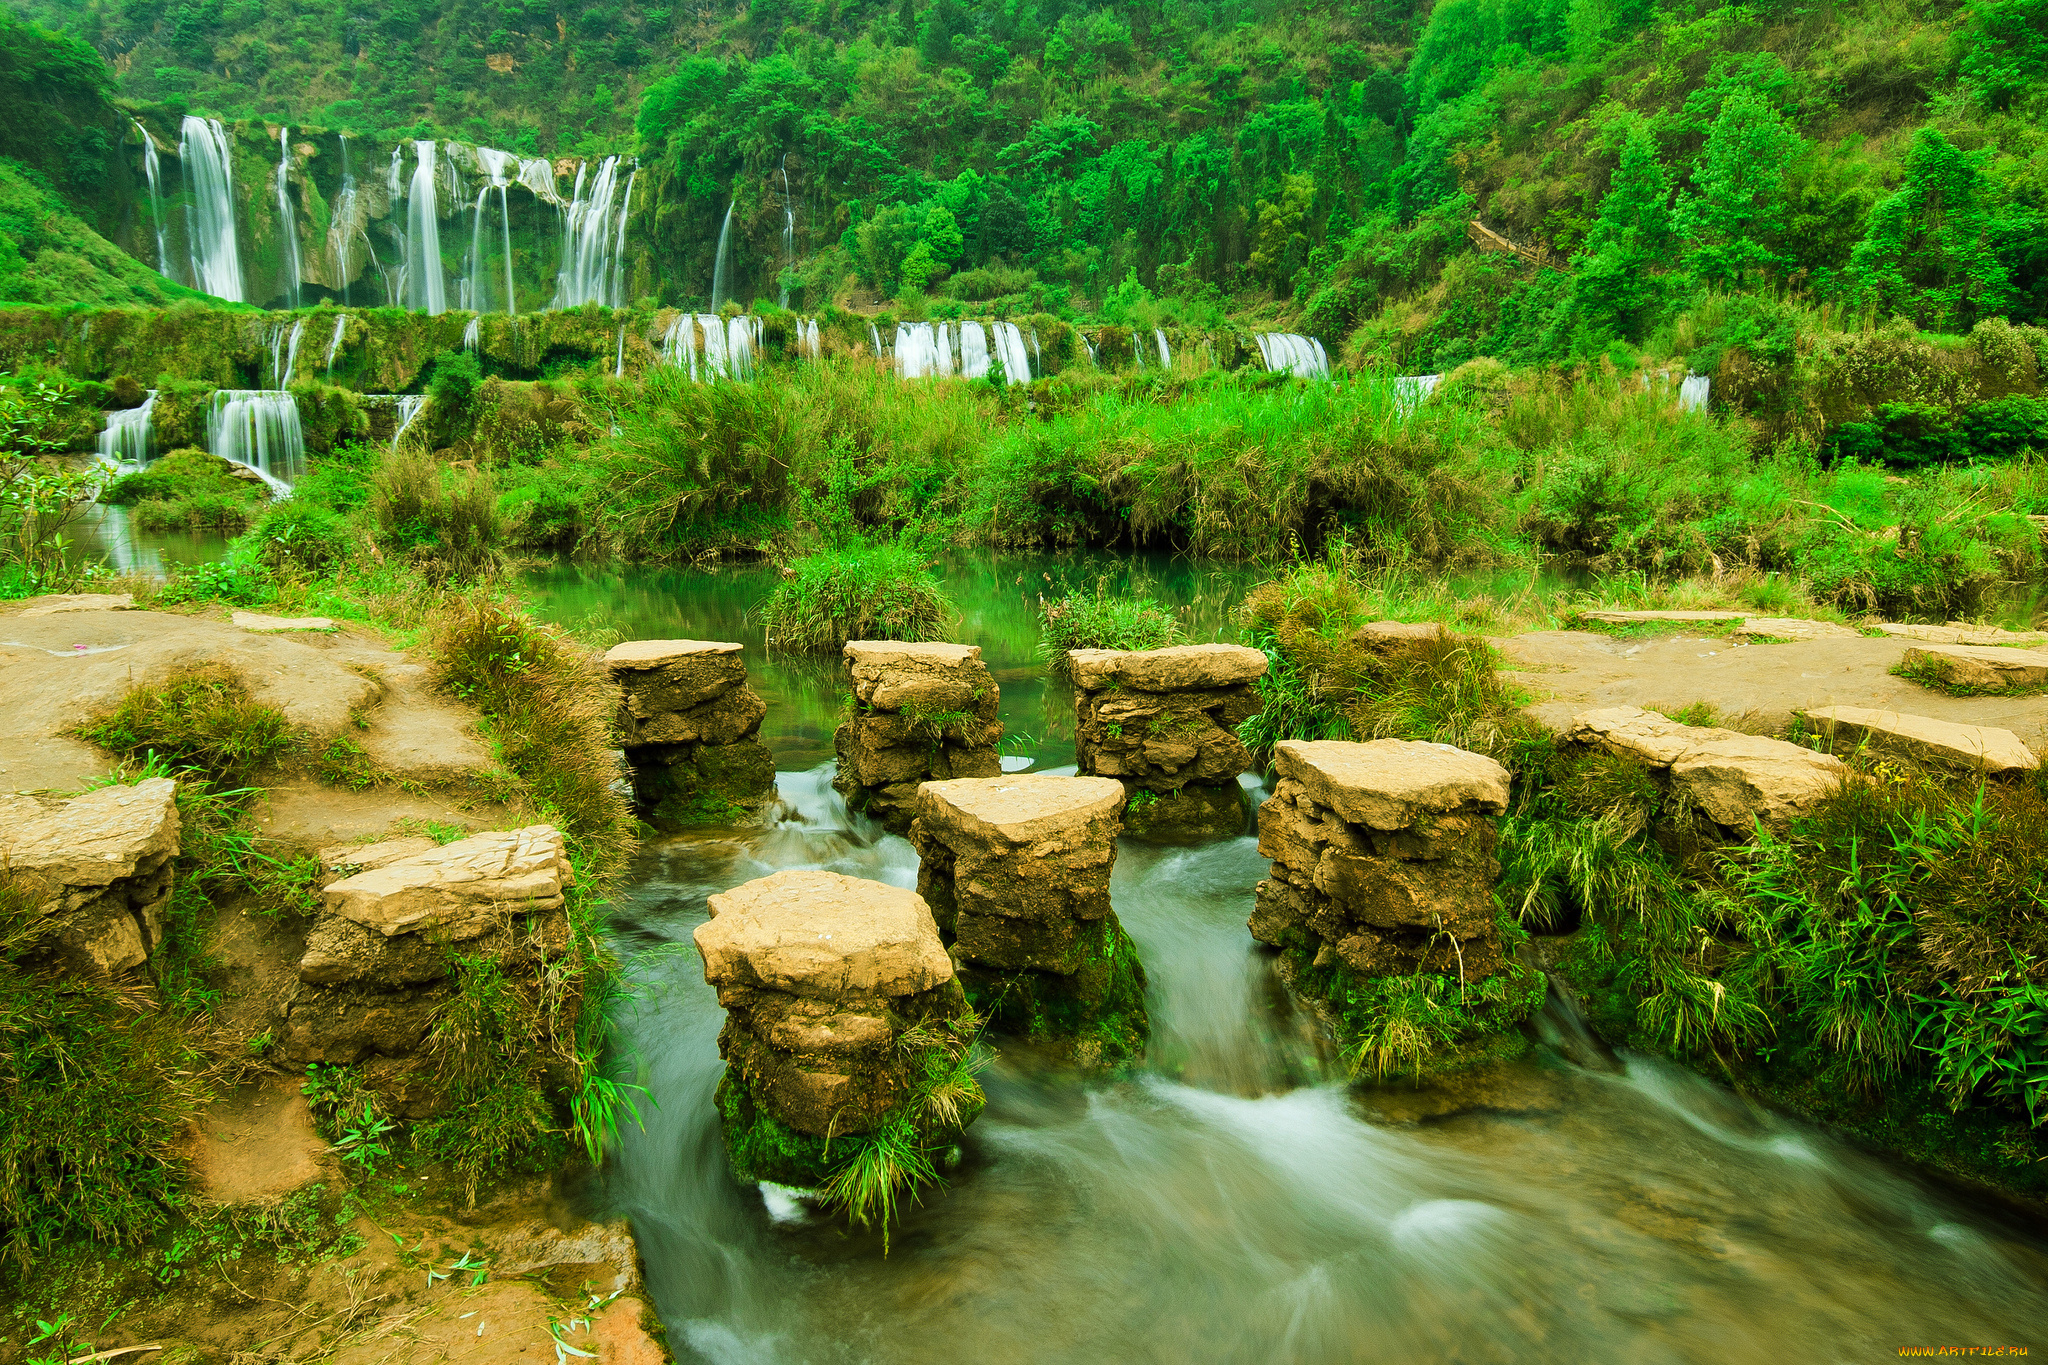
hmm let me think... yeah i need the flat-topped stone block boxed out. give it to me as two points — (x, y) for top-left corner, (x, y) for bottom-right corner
(1875, 621), (2048, 647)
(0, 777), (180, 976)
(1903, 643), (2048, 691)
(696, 870), (956, 1001)
(1802, 706), (2038, 775)
(1352, 620), (1450, 653)
(914, 773), (1126, 844)
(1577, 609), (1746, 625)
(233, 611), (336, 632)
(322, 824), (573, 938)
(1066, 642), (1268, 692)
(605, 639), (773, 825)
(1732, 617), (1858, 642)
(834, 639), (1002, 832)
(1567, 705), (1846, 829)
(1272, 739), (1510, 832)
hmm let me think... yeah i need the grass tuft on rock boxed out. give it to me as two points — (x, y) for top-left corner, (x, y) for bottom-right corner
(1036, 587), (1186, 672)
(75, 664), (299, 787)
(760, 537), (952, 652)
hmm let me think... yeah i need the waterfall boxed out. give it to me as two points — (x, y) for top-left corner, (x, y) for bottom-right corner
(323, 315), (347, 374)
(661, 314), (760, 380)
(97, 391), (156, 466)
(462, 316), (480, 351)
(1255, 333), (1329, 379)
(331, 136), (359, 305)
(990, 321), (1032, 385)
(465, 146), (522, 315)
(1155, 328), (1171, 369)
(404, 141), (447, 314)
(709, 201), (736, 311)
(178, 116), (244, 303)
(961, 321), (991, 379)
(778, 157), (795, 309)
(553, 157), (631, 309)
(615, 324), (626, 377)
(954, 321), (1030, 384)
(133, 122), (168, 275)
(1392, 373), (1443, 415)
(207, 390), (303, 491)
(1131, 331), (1145, 368)
(895, 322), (960, 379)
(1680, 373), (1711, 412)
(868, 322), (883, 358)
(1081, 333), (1099, 367)
(726, 315), (761, 379)
(268, 317), (306, 386)
(389, 394), (427, 449)
(612, 164), (638, 308)
(1029, 326), (1042, 378)
(797, 319), (821, 359)
(274, 127), (303, 307)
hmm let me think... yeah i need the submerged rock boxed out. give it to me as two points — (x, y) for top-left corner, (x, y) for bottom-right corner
(605, 638), (776, 827)
(832, 640), (1003, 832)
(1068, 642), (1265, 843)
(1565, 705), (1848, 830)
(909, 773), (1148, 1065)
(695, 869), (981, 1187)
(0, 776), (181, 976)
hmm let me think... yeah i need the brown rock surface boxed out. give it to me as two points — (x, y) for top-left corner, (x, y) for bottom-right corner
(1802, 705), (2038, 775)
(185, 1073), (335, 1205)
(1874, 621), (2048, 647)
(1070, 645), (1264, 835)
(606, 637), (774, 824)
(1273, 738), (1510, 831)
(0, 777), (181, 975)
(9, 592), (133, 616)
(834, 639), (1002, 831)
(1732, 617), (1860, 642)
(696, 869), (955, 1000)
(1066, 641), (1267, 691)
(322, 825), (574, 938)
(232, 611), (337, 631)
(1902, 642), (2048, 691)
(1567, 705), (1847, 829)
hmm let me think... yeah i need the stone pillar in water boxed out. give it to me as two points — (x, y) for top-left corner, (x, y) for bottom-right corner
(695, 870), (983, 1187)
(1067, 643), (1267, 843)
(831, 641), (1002, 832)
(1248, 739), (1522, 1045)
(604, 639), (774, 827)
(909, 774), (1148, 1066)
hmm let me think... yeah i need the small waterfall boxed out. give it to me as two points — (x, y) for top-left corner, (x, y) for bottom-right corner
(390, 394), (427, 449)
(404, 141), (447, 314)
(991, 321), (1032, 384)
(331, 135), (360, 306)
(97, 391), (157, 466)
(1680, 373), (1711, 412)
(726, 315), (761, 378)
(274, 127), (302, 307)
(868, 322), (884, 358)
(1155, 328), (1171, 368)
(1029, 326), (1042, 377)
(462, 316), (480, 351)
(553, 157), (632, 309)
(465, 146), (521, 315)
(323, 315), (347, 374)
(1131, 331), (1145, 368)
(1393, 372), (1443, 414)
(268, 317), (306, 386)
(612, 163), (638, 307)
(709, 201), (736, 311)
(1081, 332), (1099, 367)
(778, 157), (795, 309)
(895, 321), (960, 379)
(207, 390), (303, 491)
(178, 115), (244, 303)
(961, 321), (991, 378)
(661, 314), (760, 379)
(955, 321), (1030, 384)
(615, 323), (626, 377)
(133, 122), (168, 275)
(1255, 333), (1329, 379)
(796, 318), (821, 359)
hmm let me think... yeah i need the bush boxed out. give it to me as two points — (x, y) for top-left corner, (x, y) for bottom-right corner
(1037, 589), (1185, 671)
(132, 487), (260, 532)
(246, 500), (355, 575)
(372, 446), (504, 581)
(1958, 396), (2048, 462)
(100, 447), (256, 506)
(759, 537), (952, 652)
(1823, 402), (1964, 468)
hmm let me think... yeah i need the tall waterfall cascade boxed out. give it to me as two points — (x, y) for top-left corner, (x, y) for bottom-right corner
(463, 147), (519, 315)
(1255, 333), (1329, 379)
(133, 123), (168, 276)
(274, 128), (303, 307)
(778, 158), (795, 309)
(709, 202), (737, 312)
(268, 318), (306, 386)
(97, 391), (157, 466)
(661, 314), (763, 380)
(207, 391), (303, 491)
(179, 116), (244, 303)
(554, 156), (636, 310)
(403, 141), (448, 314)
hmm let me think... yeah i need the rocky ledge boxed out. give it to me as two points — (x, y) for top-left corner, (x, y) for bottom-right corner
(1565, 705), (1849, 833)
(0, 776), (181, 976)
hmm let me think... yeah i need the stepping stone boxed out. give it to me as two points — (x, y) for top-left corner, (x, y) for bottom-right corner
(1577, 609), (1746, 625)
(1732, 617), (1859, 642)
(834, 641), (1002, 831)
(233, 611), (336, 631)
(321, 824), (574, 938)
(0, 776), (180, 975)
(1874, 622), (2048, 647)
(1901, 643), (2048, 691)
(1270, 737), (1510, 831)
(1801, 706), (2038, 775)
(14, 593), (134, 616)
(1567, 706), (1847, 829)
(1064, 642), (1267, 691)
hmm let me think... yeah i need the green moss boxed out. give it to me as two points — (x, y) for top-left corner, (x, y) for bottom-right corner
(959, 913), (1151, 1067)
(716, 1070), (840, 1188)
(1117, 782), (1247, 845)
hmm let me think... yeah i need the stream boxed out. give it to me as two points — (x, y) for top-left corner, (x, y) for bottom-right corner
(520, 557), (2048, 1364)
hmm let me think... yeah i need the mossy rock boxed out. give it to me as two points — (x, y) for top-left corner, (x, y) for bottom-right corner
(716, 1069), (838, 1188)
(958, 911), (1150, 1067)
(634, 739), (776, 830)
(101, 447), (265, 505)
(1120, 782), (1248, 845)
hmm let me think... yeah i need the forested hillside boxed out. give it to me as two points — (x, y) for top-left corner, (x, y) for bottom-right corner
(2, 0), (2044, 359)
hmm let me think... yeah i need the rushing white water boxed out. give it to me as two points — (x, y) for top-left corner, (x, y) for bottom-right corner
(390, 394), (426, 449)
(323, 315), (348, 374)
(462, 316), (480, 351)
(133, 122), (168, 275)
(1155, 328), (1172, 369)
(661, 314), (761, 380)
(1256, 332), (1329, 379)
(267, 317), (306, 387)
(329, 136), (363, 306)
(795, 318), (822, 360)
(710, 201), (737, 311)
(1081, 332), (1099, 367)
(207, 390), (302, 490)
(778, 158), (795, 309)
(868, 322), (884, 358)
(1029, 326), (1042, 377)
(178, 116), (243, 302)
(896, 321), (960, 378)
(96, 391), (156, 465)
(616, 324), (627, 377)
(461, 149), (512, 316)
(273, 127), (303, 307)
(1393, 373), (1443, 414)
(403, 141), (447, 314)
(1681, 372), (1711, 412)
(554, 157), (633, 309)
(954, 321), (1031, 384)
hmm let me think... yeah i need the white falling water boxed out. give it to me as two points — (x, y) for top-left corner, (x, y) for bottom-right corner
(1680, 373), (1711, 412)
(404, 141), (447, 314)
(726, 315), (761, 378)
(390, 394), (427, 449)
(779, 158), (795, 309)
(274, 127), (303, 307)
(796, 319), (822, 359)
(553, 157), (632, 309)
(961, 321), (991, 378)
(954, 321), (1030, 384)
(868, 322), (884, 358)
(179, 116), (243, 302)
(896, 322), (964, 379)
(661, 314), (762, 379)
(134, 122), (168, 275)
(611, 164), (638, 307)
(615, 324), (626, 377)
(330, 136), (361, 305)
(208, 391), (303, 491)
(709, 201), (736, 311)
(1029, 327), (1042, 377)
(268, 317), (306, 386)
(1393, 373), (1444, 415)
(1255, 333), (1329, 379)
(1155, 328), (1171, 368)
(97, 391), (157, 466)
(462, 148), (519, 315)
(462, 316), (480, 351)
(323, 315), (347, 374)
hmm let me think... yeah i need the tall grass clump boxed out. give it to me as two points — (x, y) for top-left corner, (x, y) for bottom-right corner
(1036, 587), (1185, 671)
(760, 535), (952, 652)
(75, 664), (299, 785)
(372, 444), (505, 582)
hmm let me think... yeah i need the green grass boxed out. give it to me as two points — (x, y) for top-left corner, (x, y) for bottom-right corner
(1890, 655), (2048, 698)
(759, 537), (953, 652)
(1036, 588), (1186, 672)
(75, 665), (299, 787)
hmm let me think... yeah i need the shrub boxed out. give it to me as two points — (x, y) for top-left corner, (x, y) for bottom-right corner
(759, 537), (952, 652)
(246, 500), (356, 576)
(100, 448), (255, 506)
(1823, 402), (1963, 468)
(1037, 589), (1186, 671)
(372, 446), (504, 581)
(132, 488), (260, 532)
(1959, 396), (2048, 463)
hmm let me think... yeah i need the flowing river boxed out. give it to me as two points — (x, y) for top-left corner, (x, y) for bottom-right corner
(521, 554), (2048, 1363)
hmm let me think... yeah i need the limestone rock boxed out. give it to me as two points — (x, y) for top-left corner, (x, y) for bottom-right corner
(1732, 617), (1859, 642)
(696, 870), (955, 1001)
(1902, 643), (2048, 692)
(233, 611), (337, 632)
(834, 640), (1002, 832)
(1272, 739), (1510, 832)
(1802, 705), (2038, 775)
(846, 640), (993, 714)
(1567, 705), (1846, 829)
(1874, 621), (2048, 647)
(604, 638), (748, 711)
(11, 593), (133, 616)
(1065, 642), (1267, 692)
(321, 825), (573, 939)
(1352, 620), (1450, 655)
(1565, 706), (1735, 768)
(0, 777), (181, 976)
(605, 639), (775, 825)
(1577, 609), (1746, 624)
(318, 835), (438, 874)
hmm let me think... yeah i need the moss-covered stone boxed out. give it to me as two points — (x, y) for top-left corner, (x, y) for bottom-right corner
(1120, 782), (1248, 844)
(716, 1069), (839, 1188)
(957, 910), (1150, 1067)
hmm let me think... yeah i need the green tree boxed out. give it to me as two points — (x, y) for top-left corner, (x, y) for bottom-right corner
(1672, 87), (1799, 287)
(1849, 128), (2014, 331)
(1570, 122), (1674, 338)
(1960, 0), (2048, 110)
(1249, 173), (1316, 293)
(919, 203), (964, 271)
